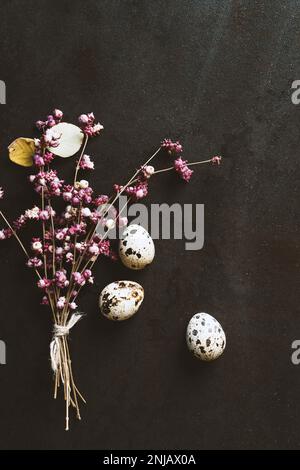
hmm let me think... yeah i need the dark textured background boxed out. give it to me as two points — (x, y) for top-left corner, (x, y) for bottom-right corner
(0, 0), (299, 450)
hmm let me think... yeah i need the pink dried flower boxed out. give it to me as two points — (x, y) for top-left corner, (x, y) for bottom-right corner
(88, 244), (100, 256)
(211, 155), (222, 165)
(141, 165), (155, 179)
(55, 228), (67, 241)
(13, 214), (27, 230)
(78, 112), (103, 137)
(174, 157), (193, 182)
(72, 196), (80, 205)
(81, 207), (91, 218)
(25, 207), (40, 220)
(39, 210), (50, 221)
(69, 223), (86, 236)
(69, 302), (78, 310)
(0, 230), (6, 240)
(63, 191), (73, 202)
(161, 138), (183, 155)
(126, 181), (148, 200)
(43, 128), (61, 147)
(75, 242), (85, 253)
(31, 238), (43, 253)
(43, 242), (52, 254)
(79, 154), (94, 170)
(37, 278), (52, 290)
(88, 211), (99, 224)
(41, 296), (49, 306)
(82, 269), (92, 280)
(27, 257), (43, 268)
(65, 252), (74, 263)
(46, 115), (56, 127)
(94, 195), (109, 206)
(57, 296), (66, 309)
(63, 242), (71, 252)
(36, 120), (45, 131)
(91, 123), (103, 134)
(98, 239), (111, 256)
(75, 179), (89, 189)
(43, 151), (54, 165)
(33, 154), (45, 167)
(45, 205), (56, 218)
(55, 270), (69, 288)
(72, 272), (86, 286)
(3, 228), (12, 239)
(78, 114), (89, 125)
(52, 109), (63, 120)
(30, 170), (63, 198)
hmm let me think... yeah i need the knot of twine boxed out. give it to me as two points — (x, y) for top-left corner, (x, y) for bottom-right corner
(49, 313), (83, 373)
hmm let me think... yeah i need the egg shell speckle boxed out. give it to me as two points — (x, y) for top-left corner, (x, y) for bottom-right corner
(119, 224), (155, 270)
(186, 312), (226, 361)
(99, 280), (144, 321)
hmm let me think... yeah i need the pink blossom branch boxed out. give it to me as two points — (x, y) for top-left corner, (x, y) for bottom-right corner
(0, 210), (40, 275)
(153, 158), (213, 174)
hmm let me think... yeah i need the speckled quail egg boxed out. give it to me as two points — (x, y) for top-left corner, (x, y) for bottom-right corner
(186, 312), (226, 361)
(99, 280), (144, 321)
(119, 224), (155, 270)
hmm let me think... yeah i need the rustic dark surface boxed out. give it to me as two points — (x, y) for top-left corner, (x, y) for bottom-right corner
(0, 0), (299, 450)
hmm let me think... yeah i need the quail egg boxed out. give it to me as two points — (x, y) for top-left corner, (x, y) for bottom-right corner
(186, 312), (226, 361)
(99, 280), (144, 321)
(119, 224), (155, 270)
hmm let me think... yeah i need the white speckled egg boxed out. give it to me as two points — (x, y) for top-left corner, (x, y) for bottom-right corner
(119, 224), (155, 270)
(99, 280), (144, 321)
(186, 312), (226, 361)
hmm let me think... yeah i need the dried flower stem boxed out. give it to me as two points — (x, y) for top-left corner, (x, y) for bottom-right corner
(153, 158), (213, 174)
(41, 189), (48, 278)
(73, 135), (89, 185)
(0, 210), (29, 258)
(129, 158), (214, 185)
(105, 147), (161, 218)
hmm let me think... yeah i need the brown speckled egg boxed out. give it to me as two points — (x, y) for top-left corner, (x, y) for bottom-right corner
(186, 312), (226, 361)
(119, 224), (155, 270)
(99, 280), (144, 321)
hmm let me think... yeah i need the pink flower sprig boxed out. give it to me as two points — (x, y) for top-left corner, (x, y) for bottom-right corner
(161, 138), (183, 155)
(79, 154), (94, 170)
(174, 158), (194, 182)
(78, 113), (104, 137)
(36, 109), (63, 131)
(211, 155), (222, 165)
(29, 170), (64, 197)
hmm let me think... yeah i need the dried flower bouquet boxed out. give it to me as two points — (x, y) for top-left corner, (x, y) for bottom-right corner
(0, 109), (221, 429)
